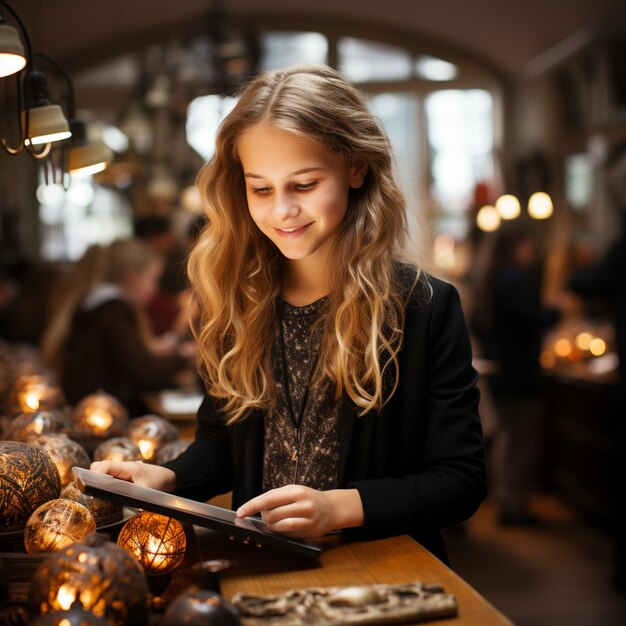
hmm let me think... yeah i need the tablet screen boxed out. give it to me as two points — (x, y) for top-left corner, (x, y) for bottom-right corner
(72, 467), (322, 559)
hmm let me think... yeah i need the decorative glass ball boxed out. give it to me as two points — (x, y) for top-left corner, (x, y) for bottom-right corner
(61, 481), (123, 527)
(93, 437), (142, 463)
(156, 439), (190, 465)
(161, 590), (241, 626)
(73, 393), (128, 440)
(30, 607), (112, 626)
(0, 441), (61, 532)
(24, 499), (96, 553)
(117, 512), (186, 576)
(8, 374), (66, 414)
(5, 409), (73, 441)
(27, 434), (90, 487)
(28, 533), (150, 626)
(125, 415), (178, 462)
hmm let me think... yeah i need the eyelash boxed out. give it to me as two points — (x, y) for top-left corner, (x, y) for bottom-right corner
(250, 181), (319, 194)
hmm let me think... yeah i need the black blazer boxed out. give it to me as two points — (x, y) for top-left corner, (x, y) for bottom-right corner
(163, 273), (486, 563)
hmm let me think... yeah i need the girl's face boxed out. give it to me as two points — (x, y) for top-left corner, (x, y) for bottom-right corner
(237, 122), (367, 267)
(123, 259), (162, 305)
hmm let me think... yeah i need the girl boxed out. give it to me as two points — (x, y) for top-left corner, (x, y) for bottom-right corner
(91, 65), (485, 563)
(41, 238), (193, 415)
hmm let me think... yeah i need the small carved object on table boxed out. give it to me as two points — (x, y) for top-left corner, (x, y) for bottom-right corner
(7, 375), (66, 415)
(61, 480), (122, 528)
(232, 581), (458, 626)
(72, 392), (129, 443)
(5, 410), (73, 442)
(125, 416), (178, 462)
(26, 434), (90, 487)
(93, 437), (142, 463)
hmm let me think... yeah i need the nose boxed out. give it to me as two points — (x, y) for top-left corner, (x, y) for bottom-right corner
(272, 190), (300, 222)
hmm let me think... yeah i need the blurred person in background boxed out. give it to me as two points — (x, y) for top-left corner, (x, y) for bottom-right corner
(568, 143), (626, 593)
(41, 238), (194, 415)
(472, 221), (561, 525)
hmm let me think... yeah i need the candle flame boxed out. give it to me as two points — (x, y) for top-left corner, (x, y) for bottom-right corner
(87, 409), (113, 433)
(24, 392), (40, 410)
(137, 439), (155, 460)
(56, 584), (76, 610)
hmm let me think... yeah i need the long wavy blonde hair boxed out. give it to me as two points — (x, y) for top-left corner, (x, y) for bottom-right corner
(189, 64), (420, 424)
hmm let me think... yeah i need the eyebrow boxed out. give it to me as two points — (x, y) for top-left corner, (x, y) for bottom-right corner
(244, 167), (326, 179)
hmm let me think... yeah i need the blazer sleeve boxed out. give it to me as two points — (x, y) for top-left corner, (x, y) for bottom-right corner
(160, 394), (233, 500)
(350, 280), (486, 536)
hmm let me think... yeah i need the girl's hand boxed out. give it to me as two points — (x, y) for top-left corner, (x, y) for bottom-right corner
(90, 461), (177, 493)
(235, 485), (364, 539)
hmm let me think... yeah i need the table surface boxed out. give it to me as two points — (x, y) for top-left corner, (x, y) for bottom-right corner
(192, 529), (513, 626)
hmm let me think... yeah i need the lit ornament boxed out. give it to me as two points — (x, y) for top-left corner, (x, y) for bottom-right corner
(0, 441), (61, 532)
(5, 410), (73, 441)
(126, 415), (178, 462)
(8, 375), (66, 414)
(28, 533), (149, 626)
(117, 511), (186, 576)
(24, 499), (96, 553)
(73, 392), (128, 440)
(575, 332), (593, 351)
(554, 339), (573, 359)
(93, 437), (142, 463)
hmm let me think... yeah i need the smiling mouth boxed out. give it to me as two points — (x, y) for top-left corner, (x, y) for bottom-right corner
(273, 222), (314, 237)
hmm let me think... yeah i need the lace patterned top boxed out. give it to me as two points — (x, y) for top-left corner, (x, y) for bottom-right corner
(262, 296), (341, 492)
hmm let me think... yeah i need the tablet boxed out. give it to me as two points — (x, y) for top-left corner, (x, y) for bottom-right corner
(72, 467), (322, 559)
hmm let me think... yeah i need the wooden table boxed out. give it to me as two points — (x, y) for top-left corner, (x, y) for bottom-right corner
(192, 529), (513, 625)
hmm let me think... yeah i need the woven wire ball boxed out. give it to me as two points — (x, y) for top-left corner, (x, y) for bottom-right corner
(93, 437), (143, 463)
(28, 533), (150, 626)
(61, 480), (122, 527)
(24, 499), (96, 553)
(27, 434), (90, 487)
(7, 375), (66, 414)
(117, 511), (186, 576)
(0, 441), (61, 532)
(30, 607), (112, 625)
(125, 416), (178, 462)
(72, 392), (129, 440)
(161, 590), (241, 626)
(5, 410), (74, 442)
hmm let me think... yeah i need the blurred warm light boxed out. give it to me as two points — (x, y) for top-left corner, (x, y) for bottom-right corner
(540, 351), (556, 369)
(554, 338), (572, 358)
(528, 192), (553, 219)
(495, 194), (521, 220)
(575, 332), (593, 350)
(37, 183), (65, 207)
(589, 338), (607, 356)
(433, 233), (456, 270)
(476, 205), (500, 232)
(181, 185), (203, 213)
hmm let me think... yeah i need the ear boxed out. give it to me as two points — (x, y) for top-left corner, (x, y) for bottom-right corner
(348, 158), (368, 189)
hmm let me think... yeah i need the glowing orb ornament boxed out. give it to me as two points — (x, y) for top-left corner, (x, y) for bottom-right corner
(61, 480), (122, 527)
(161, 590), (241, 626)
(8, 375), (66, 414)
(27, 434), (90, 487)
(93, 437), (142, 463)
(24, 499), (96, 553)
(117, 511), (186, 576)
(73, 392), (128, 440)
(0, 441), (61, 531)
(28, 533), (149, 626)
(125, 415), (178, 462)
(5, 409), (73, 441)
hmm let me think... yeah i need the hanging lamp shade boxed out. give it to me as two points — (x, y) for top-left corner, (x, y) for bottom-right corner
(21, 71), (71, 145)
(68, 119), (113, 176)
(0, 23), (26, 77)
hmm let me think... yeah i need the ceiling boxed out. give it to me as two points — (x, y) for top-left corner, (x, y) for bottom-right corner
(13, 0), (626, 78)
